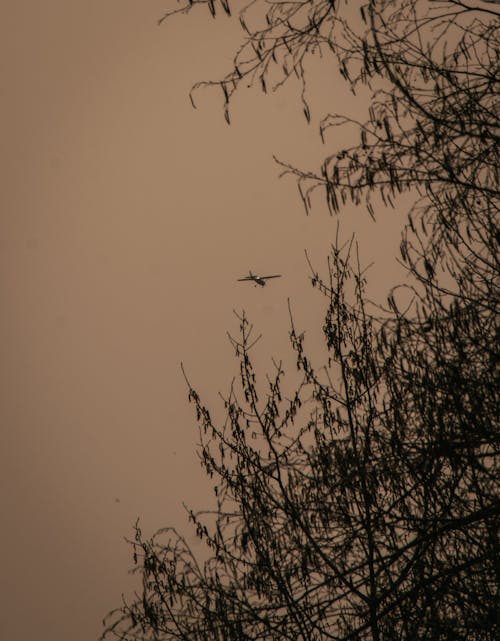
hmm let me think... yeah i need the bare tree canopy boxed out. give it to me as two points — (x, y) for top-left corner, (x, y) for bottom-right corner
(103, 1), (499, 639)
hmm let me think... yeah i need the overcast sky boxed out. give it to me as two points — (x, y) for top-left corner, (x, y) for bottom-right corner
(0, 2), (408, 639)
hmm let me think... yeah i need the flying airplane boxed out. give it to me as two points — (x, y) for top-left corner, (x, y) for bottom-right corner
(237, 271), (282, 287)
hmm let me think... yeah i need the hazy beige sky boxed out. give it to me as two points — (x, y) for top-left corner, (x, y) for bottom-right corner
(0, 2), (407, 639)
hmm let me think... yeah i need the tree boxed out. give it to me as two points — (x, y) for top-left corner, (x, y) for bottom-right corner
(102, 1), (499, 639)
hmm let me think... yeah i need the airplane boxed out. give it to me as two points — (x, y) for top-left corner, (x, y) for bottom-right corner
(237, 271), (282, 287)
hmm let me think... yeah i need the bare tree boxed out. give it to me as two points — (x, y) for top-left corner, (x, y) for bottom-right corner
(102, 1), (499, 639)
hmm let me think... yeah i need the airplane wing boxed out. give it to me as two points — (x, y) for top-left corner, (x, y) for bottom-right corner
(262, 275), (282, 280)
(238, 276), (254, 281)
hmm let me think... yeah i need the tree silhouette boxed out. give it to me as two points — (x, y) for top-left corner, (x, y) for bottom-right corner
(103, 1), (499, 639)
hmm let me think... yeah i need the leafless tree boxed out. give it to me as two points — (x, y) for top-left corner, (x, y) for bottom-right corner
(102, 1), (499, 639)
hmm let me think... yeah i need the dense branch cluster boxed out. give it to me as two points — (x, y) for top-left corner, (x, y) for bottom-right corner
(103, 1), (499, 639)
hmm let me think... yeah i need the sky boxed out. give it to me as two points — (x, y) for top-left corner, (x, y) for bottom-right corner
(0, 2), (407, 639)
